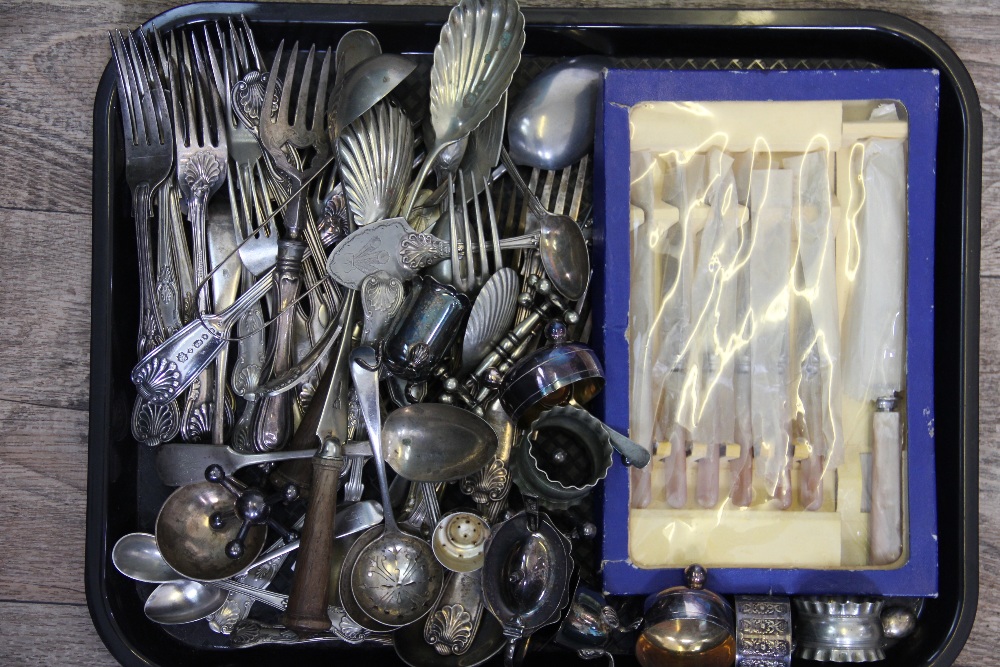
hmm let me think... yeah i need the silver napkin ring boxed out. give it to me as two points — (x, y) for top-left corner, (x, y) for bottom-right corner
(734, 595), (793, 667)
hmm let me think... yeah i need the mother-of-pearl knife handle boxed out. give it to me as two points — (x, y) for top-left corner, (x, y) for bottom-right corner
(870, 396), (903, 565)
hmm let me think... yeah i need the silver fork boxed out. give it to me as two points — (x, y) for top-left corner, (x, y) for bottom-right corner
(150, 28), (199, 325)
(249, 40), (333, 452)
(446, 170), (503, 293)
(110, 28), (173, 353)
(170, 28), (229, 315)
(229, 162), (272, 452)
(233, 32), (334, 339)
(110, 28), (182, 448)
(221, 17), (281, 275)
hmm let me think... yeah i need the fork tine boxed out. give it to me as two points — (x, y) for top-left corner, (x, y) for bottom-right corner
(189, 33), (213, 147)
(483, 175), (502, 270)
(294, 44), (316, 131)
(503, 175), (518, 238)
(108, 31), (135, 146)
(447, 173), (466, 292)
(117, 30), (148, 146)
(179, 32), (198, 147)
(226, 18), (241, 71)
(458, 172), (475, 292)
(126, 30), (158, 147)
(570, 155), (588, 221)
(312, 46), (332, 131)
(241, 15), (264, 72)
(167, 29), (180, 72)
(138, 30), (171, 147)
(167, 49), (185, 152)
(226, 163), (243, 235)
(201, 25), (228, 144)
(149, 27), (170, 87)
(277, 41), (298, 127)
(554, 165), (571, 216)
(254, 159), (277, 236)
(468, 171), (489, 285)
(224, 18), (243, 86)
(262, 39), (284, 127)
(210, 23), (232, 118)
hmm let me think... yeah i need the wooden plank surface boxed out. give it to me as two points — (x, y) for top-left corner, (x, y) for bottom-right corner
(0, 0), (994, 664)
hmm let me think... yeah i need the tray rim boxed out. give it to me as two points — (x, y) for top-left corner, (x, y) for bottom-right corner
(87, 4), (981, 667)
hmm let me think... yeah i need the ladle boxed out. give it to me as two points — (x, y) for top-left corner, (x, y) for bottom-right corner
(348, 346), (445, 627)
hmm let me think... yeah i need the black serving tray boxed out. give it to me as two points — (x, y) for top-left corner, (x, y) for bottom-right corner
(88, 4), (981, 666)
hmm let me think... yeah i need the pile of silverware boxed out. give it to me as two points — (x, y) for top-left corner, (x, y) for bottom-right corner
(109, 0), (652, 662)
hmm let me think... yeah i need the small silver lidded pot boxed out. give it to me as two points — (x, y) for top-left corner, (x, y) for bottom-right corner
(637, 565), (736, 667)
(499, 320), (604, 427)
(382, 275), (471, 380)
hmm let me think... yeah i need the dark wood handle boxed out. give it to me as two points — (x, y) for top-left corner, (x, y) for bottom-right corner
(282, 438), (345, 634)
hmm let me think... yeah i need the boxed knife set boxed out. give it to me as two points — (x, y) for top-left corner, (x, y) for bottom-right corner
(87, 3), (980, 667)
(598, 69), (940, 597)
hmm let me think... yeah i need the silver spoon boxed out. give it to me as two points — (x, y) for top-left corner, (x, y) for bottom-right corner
(329, 53), (416, 142)
(500, 147), (590, 300)
(348, 346), (445, 627)
(121, 498), (387, 625)
(144, 576), (309, 625)
(115, 532), (291, 587)
(382, 403), (498, 482)
(144, 580), (228, 625)
(507, 56), (610, 171)
(115, 501), (385, 585)
(146, 575), (372, 638)
(402, 0), (524, 217)
(112, 532), (182, 584)
(335, 29), (382, 86)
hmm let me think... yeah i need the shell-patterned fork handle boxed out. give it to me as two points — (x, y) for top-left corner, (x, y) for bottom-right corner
(132, 272), (273, 405)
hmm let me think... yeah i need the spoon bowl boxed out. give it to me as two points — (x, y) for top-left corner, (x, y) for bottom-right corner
(337, 525), (397, 632)
(112, 533), (183, 584)
(382, 403), (498, 482)
(335, 29), (382, 86)
(538, 212), (591, 302)
(507, 56), (610, 171)
(143, 580), (228, 625)
(155, 481), (267, 582)
(329, 54), (417, 141)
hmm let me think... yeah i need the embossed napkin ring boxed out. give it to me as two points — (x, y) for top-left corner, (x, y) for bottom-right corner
(734, 595), (793, 667)
(793, 597), (886, 662)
